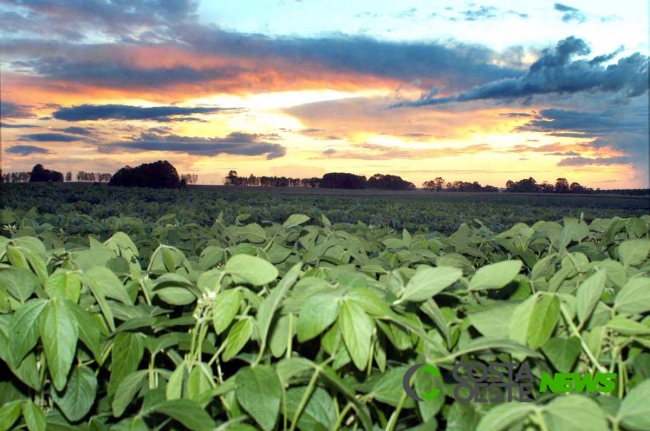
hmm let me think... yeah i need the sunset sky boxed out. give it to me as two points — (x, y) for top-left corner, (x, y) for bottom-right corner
(1, 1), (648, 188)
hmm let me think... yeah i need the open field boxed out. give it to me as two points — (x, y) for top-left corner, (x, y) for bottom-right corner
(0, 182), (649, 431)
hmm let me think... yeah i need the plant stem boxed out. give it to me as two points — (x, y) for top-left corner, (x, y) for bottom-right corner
(560, 304), (607, 373)
(289, 368), (320, 431)
(385, 391), (408, 431)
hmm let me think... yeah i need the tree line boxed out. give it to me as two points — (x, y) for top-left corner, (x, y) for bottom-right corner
(224, 171), (417, 190)
(422, 176), (595, 193)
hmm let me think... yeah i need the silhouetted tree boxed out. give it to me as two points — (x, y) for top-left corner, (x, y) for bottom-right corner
(108, 160), (180, 188)
(29, 164), (63, 182)
(555, 178), (570, 193)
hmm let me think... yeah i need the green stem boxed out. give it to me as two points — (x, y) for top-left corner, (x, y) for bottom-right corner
(332, 403), (354, 431)
(560, 304), (607, 373)
(385, 391), (408, 431)
(289, 368), (320, 431)
(535, 408), (550, 431)
(286, 313), (294, 360)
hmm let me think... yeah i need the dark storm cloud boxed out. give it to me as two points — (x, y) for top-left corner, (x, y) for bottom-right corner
(5, 145), (51, 155)
(390, 37), (649, 108)
(514, 108), (646, 135)
(52, 104), (242, 122)
(554, 4), (586, 23)
(557, 156), (633, 166)
(19, 133), (81, 142)
(108, 132), (286, 160)
(0, 101), (35, 119)
(0, 122), (39, 128)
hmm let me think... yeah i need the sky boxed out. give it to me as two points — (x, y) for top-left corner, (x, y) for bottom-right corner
(0, 0), (648, 189)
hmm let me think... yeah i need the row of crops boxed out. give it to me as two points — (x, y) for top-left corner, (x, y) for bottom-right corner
(0, 184), (649, 430)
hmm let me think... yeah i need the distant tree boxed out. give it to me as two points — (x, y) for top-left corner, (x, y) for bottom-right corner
(65, 171), (72, 182)
(29, 164), (63, 182)
(109, 160), (181, 188)
(555, 178), (569, 193)
(322, 172), (367, 189)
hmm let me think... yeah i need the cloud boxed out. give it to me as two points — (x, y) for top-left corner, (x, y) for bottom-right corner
(461, 6), (498, 21)
(5, 145), (51, 156)
(108, 131), (286, 160)
(554, 3), (586, 23)
(557, 156), (634, 166)
(19, 133), (81, 142)
(431, 5), (528, 22)
(322, 149), (337, 155)
(390, 37), (648, 108)
(514, 108), (646, 135)
(52, 104), (242, 122)
(0, 122), (39, 128)
(312, 143), (492, 160)
(54, 126), (95, 136)
(500, 112), (533, 118)
(1, 101), (35, 119)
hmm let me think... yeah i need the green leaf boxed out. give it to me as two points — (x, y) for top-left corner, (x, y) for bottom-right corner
(415, 365), (445, 421)
(542, 395), (609, 431)
(86, 267), (132, 305)
(155, 287), (196, 305)
(40, 299), (79, 391)
(223, 318), (254, 361)
(109, 332), (144, 397)
(256, 262), (301, 350)
(283, 214), (310, 229)
(372, 367), (416, 408)
(468, 303), (517, 339)
(8, 298), (47, 366)
(46, 270), (81, 303)
(285, 386), (336, 431)
(52, 365), (97, 422)
(224, 254), (279, 286)
(606, 317), (650, 336)
(212, 289), (242, 335)
(339, 300), (373, 371)
(235, 365), (283, 431)
(0, 401), (21, 431)
(618, 378), (650, 430)
(237, 223), (267, 244)
(402, 266), (462, 302)
(615, 277), (650, 314)
(476, 402), (535, 431)
(65, 301), (101, 363)
(162, 247), (176, 272)
(541, 336), (581, 373)
(22, 401), (46, 431)
(446, 401), (479, 431)
(618, 239), (650, 266)
(112, 370), (148, 417)
(146, 399), (215, 431)
(576, 271), (606, 325)
(166, 363), (186, 401)
(527, 294), (560, 350)
(0, 268), (38, 303)
(297, 293), (340, 342)
(468, 260), (522, 291)
(509, 293), (538, 347)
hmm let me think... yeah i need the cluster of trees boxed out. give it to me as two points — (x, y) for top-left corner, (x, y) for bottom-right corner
(74, 171), (113, 182)
(180, 173), (199, 185)
(224, 171), (416, 190)
(30, 164), (63, 182)
(422, 177), (499, 192)
(108, 160), (184, 189)
(1, 171), (32, 183)
(505, 177), (594, 194)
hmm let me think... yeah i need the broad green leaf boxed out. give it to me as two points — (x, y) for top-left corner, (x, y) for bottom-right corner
(256, 262), (301, 349)
(8, 298), (47, 366)
(22, 401), (46, 431)
(40, 299), (79, 391)
(283, 214), (310, 229)
(297, 293), (340, 342)
(212, 289), (242, 334)
(46, 270), (81, 303)
(468, 260), (522, 291)
(0, 268), (38, 303)
(162, 247), (176, 272)
(235, 365), (283, 431)
(339, 300), (373, 371)
(446, 401), (480, 431)
(52, 365), (97, 422)
(224, 254), (279, 286)
(65, 302), (101, 363)
(237, 223), (267, 244)
(618, 379), (650, 430)
(615, 277), (650, 314)
(618, 239), (650, 266)
(476, 402), (535, 431)
(223, 318), (254, 361)
(166, 363), (186, 401)
(402, 266), (462, 302)
(112, 370), (148, 417)
(468, 303), (517, 339)
(541, 336), (581, 373)
(346, 287), (392, 316)
(372, 367), (416, 408)
(606, 317), (650, 336)
(269, 314), (292, 358)
(542, 395), (609, 431)
(528, 294), (560, 350)
(146, 399), (215, 431)
(576, 271), (606, 325)
(109, 332), (144, 397)
(509, 293), (538, 347)
(155, 287), (196, 305)
(0, 401), (21, 431)
(285, 386), (336, 431)
(86, 267), (132, 305)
